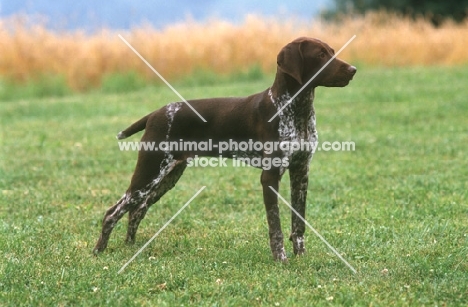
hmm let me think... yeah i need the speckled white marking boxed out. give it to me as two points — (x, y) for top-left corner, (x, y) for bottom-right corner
(165, 102), (183, 138)
(268, 88), (317, 175)
(138, 102), (184, 198)
(294, 236), (305, 253)
(126, 102), (184, 204)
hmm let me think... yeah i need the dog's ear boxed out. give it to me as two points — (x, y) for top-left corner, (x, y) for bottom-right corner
(277, 41), (304, 85)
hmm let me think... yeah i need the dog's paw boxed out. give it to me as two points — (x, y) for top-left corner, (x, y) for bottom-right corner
(92, 240), (107, 256)
(272, 248), (288, 263)
(125, 237), (136, 245)
(291, 235), (306, 256)
(92, 248), (101, 256)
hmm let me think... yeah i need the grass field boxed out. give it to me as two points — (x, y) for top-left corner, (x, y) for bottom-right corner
(1, 65), (467, 306)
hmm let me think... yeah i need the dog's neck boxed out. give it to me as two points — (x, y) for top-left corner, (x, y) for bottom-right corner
(269, 71), (315, 120)
(269, 72), (317, 176)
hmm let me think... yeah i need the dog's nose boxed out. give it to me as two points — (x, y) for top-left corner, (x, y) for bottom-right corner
(348, 66), (357, 75)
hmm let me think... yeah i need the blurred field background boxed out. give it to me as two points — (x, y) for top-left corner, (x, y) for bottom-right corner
(1, 11), (468, 97)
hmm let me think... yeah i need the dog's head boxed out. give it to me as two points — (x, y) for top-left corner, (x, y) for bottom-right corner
(277, 37), (356, 88)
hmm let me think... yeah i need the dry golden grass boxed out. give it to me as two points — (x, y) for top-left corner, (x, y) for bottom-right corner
(1, 12), (467, 91)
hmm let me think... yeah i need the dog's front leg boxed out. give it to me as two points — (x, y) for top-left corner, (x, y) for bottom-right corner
(289, 153), (312, 256)
(261, 169), (287, 262)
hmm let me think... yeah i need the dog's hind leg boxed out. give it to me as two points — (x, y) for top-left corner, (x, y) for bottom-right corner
(93, 192), (141, 254)
(93, 153), (187, 254)
(126, 159), (187, 244)
(93, 145), (167, 254)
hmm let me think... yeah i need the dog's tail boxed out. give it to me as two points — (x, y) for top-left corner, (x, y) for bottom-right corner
(116, 114), (151, 140)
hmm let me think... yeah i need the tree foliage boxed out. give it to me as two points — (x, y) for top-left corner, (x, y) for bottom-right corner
(325, 0), (468, 25)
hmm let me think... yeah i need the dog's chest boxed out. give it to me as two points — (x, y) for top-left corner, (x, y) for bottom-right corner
(271, 90), (317, 149)
(269, 89), (317, 174)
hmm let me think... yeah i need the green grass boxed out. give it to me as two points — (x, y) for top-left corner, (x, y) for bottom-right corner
(1, 66), (467, 306)
(0, 74), (71, 101)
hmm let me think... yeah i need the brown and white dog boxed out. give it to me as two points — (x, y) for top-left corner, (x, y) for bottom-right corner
(93, 37), (356, 261)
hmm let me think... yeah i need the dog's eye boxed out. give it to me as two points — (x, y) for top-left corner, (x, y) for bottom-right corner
(320, 52), (326, 58)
